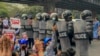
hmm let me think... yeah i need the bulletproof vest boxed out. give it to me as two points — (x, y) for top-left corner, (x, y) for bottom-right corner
(39, 20), (46, 34)
(46, 20), (54, 36)
(24, 20), (32, 31)
(56, 21), (68, 38)
(73, 19), (87, 39)
(32, 20), (39, 32)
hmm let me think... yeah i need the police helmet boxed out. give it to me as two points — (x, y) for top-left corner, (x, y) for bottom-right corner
(41, 13), (50, 21)
(50, 13), (58, 21)
(62, 10), (72, 21)
(22, 14), (28, 20)
(36, 13), (42, 21)
(81, 10), (92, 20)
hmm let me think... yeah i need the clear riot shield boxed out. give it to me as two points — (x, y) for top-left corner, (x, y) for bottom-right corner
(73, 19), (89, 56)
(56, 21), (70, 52)
(73, 20), (87, 39)
(39, 21), (46, 40)
(46, 20), (54, 37)
(20, 19), (26, 37)
(24, 20), (33, 38)
(32, 20), (39, 39)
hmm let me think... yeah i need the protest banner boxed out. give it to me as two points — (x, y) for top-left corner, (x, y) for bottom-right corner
(10, 18), (21, 28)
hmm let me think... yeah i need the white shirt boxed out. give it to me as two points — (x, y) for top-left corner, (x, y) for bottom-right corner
(21, 50), (25, 56)
(3, 19), (9, 26)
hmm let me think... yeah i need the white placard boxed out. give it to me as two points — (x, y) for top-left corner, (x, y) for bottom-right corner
(10, 18), (21, 28)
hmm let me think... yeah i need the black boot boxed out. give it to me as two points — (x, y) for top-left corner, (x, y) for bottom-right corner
(67, 48), (76, 56)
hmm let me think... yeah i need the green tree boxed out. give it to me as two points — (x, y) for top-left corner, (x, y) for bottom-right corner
(0, 9), (8, 17)
(0, 2), (9, 17)
(0, 2), (44, 17)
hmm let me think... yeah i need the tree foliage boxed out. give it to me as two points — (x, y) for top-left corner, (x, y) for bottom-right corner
(21, 6), (43, 17)
(0, 2), (9, 17)
(0, 2), (44, 17)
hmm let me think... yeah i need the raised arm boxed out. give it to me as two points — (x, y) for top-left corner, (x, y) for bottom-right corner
(46, 25), (57, 49)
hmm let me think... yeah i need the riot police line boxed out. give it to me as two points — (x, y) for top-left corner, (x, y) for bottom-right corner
(20, 10), (93, 56)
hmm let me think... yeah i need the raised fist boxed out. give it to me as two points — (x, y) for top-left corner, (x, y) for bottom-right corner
(0, 35), (13, 56)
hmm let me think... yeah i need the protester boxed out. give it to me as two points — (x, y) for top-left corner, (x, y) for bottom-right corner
(3, 17), (10, 29)
(14, 39), (20, 52)
(15, 28), (20, 36)
(0, 17), (3, 37)
(98, 26), (100, 39)
(0, 35), (13, 56)
(93, 17), (100, 39)
(19, 36), (29, 56)
(33, 38), (44, 56)
(31, 25), (57, 56)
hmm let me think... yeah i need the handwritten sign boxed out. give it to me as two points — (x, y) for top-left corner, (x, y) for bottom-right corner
(10, 18), (21, 28)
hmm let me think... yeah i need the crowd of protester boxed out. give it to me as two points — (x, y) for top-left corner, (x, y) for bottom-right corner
(0, 16), (76, 56)
(0, 14), (100, 56)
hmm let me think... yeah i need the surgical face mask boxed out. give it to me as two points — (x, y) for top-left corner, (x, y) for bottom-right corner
(52, 17), (56, 21)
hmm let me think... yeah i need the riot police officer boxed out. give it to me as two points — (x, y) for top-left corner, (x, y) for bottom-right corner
(32, 13), (42, 39)
(20, 14), (27, 37)
(39, 13), (50, 40)
(46, 13), (58, 37)
(81, 10), (93, 44)
(74, 10), (93, 56)
(24, 14), (33, 49)
(62, 10), (75, 46)
(56, 10), (72, 53)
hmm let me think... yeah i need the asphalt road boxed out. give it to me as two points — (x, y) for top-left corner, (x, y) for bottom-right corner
(89, 40), (100, 56)
(74, 40), (100, 56)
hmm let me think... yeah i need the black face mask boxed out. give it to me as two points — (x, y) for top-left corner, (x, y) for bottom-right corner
(44, 16), (50, 21)
(64, 16), (72, 21)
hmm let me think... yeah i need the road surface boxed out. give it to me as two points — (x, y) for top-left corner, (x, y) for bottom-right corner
(74, 40), (100, 56)
(89, 40), (100, 56)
